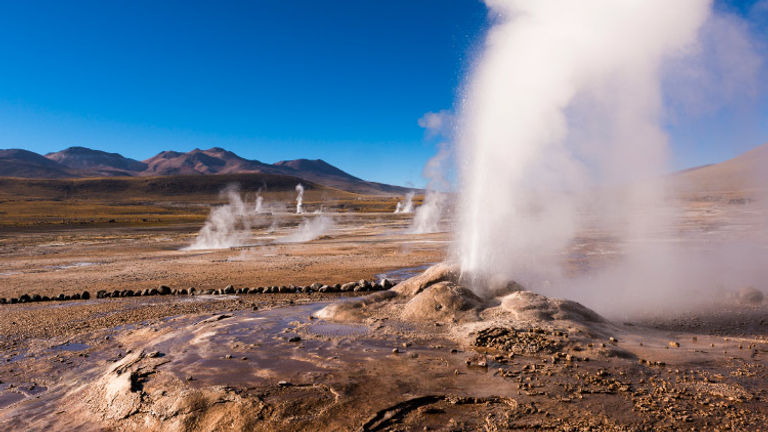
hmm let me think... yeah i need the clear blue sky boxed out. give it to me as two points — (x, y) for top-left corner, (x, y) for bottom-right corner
(0, 0), (765, 187)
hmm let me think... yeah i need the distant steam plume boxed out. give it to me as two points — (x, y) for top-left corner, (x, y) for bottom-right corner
(394, 191), (415, 214)
(409, 112), (453, 234)
(295, 183), (304, 214)
(277, 215), (335, 243)
(186, 186), (254, 250)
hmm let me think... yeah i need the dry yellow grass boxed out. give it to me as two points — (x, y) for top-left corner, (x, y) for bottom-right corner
(0, 174), (423, 226)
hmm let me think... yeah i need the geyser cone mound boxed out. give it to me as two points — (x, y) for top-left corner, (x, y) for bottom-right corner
(318, 263), (609, 332)
(401, 281), (483, 322)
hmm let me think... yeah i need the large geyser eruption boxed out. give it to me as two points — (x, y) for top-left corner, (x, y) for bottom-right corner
(454, 0), (747, 308)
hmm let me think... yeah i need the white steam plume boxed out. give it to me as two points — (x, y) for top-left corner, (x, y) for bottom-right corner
(409, 111), (454, 234)
(295, 183), (304, 214)
(456, 1), (711, 294)
(186, 186), (254, 250)
(254, 195), (264, 213)
(277, 215), (335, 243)
(394, 191), (415, 214)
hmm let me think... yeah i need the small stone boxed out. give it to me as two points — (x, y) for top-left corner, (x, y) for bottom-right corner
(392, 348), (400, 354)
(278, 380), (292, 387)
(288, 336), (301, 343)
(225, 354), (232, 359)
(669, 341), (680, 348)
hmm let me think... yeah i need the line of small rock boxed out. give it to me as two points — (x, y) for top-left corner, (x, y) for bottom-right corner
(0, 278), (395, 305)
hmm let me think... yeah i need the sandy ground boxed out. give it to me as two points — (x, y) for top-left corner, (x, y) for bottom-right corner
(0, 207), (767, 431)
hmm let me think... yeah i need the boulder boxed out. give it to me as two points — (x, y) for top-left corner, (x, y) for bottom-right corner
(223, 285), (235, 294)
(81, 291), (91, 300)
(340, 282), (357, 292)
(158, 285), (172, 295)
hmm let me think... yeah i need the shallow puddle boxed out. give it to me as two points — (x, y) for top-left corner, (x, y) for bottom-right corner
(50, 342), (89, 352)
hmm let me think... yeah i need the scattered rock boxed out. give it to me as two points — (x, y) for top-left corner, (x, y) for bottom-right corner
(158, 285), (172, 295)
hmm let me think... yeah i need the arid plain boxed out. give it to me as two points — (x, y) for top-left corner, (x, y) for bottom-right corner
(0, 149), (767, 431)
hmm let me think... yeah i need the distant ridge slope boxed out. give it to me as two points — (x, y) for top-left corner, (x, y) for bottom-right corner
(0, 146), (412, 195)
(675, 142), (768, 193)
(0, 149), (76, 178)
(45, 146), (147, 176)
(142, 147), (275, 176)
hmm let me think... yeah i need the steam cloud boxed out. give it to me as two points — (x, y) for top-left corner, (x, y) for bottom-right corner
(295, 184), (304, 214)
(186, 186), (255, 250)
(394, 191), (415, 214)
(277, 216), (335, 243)
(452, 0), (765, 312)
(409, 112), (454, 234)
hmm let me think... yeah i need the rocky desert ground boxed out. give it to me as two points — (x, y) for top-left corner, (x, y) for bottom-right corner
(0, 191), (767, 431)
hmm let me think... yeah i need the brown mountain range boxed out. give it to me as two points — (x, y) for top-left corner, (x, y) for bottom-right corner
(0, 146), (411, 195)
